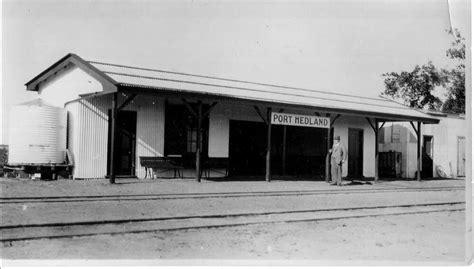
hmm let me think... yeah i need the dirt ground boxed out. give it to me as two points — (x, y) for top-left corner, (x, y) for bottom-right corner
(1, 178), (469, 264)
(2, 211), (467, 264)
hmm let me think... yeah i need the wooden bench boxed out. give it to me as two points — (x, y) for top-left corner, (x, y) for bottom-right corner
(139, 156), (184, 179)
(202, 157), (229, 179)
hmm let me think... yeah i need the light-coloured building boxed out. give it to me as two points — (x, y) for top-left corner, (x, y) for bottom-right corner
(23, 53), (440, 182)
(380, 113), (466, 179)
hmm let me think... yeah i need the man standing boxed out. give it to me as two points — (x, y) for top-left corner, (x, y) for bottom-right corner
(329, 135), (347, 186)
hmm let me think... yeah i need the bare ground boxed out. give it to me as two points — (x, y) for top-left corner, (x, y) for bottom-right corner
(2, 210), (467, 263)
(0, 178), (469, 264)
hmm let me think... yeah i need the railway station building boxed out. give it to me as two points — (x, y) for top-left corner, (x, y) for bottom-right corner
(24, 53), (439, 182)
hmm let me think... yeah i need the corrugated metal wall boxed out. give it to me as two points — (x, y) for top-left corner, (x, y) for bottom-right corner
(71, 96), (110, 179)
(65, 94), (165, 179)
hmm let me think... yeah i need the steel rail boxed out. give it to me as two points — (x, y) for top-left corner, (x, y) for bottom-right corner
(1, 207), (464, 243)
(0, 186), (464, 204)
(0, 201), (465, 242)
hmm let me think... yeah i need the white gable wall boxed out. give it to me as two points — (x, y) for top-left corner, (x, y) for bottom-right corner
(37, 63), (110, 107)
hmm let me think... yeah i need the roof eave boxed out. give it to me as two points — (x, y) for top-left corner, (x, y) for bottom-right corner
(118, 84), (440, 124)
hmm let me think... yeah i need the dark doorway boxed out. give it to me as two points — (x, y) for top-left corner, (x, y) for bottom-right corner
(229, 120), (267, 176)
(228, 120), (326, 178)
(285, 126), (327, 176)
(348, 128), (363, 178)
(422, 135), (434, 178)
(108, 110), (137, 176)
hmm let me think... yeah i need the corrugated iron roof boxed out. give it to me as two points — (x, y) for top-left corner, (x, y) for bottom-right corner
(88, 60), (439, 123)
(23, 53), (439, 123)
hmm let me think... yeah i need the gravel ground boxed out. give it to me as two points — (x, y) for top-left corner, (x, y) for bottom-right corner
(2, 211), (466, 264)
(1, 178), (469, 264)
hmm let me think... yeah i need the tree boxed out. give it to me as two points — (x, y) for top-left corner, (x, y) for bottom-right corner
(442, 29), (465, 114)
(382, 62), (445, 110)
(382, 29), (465, 114)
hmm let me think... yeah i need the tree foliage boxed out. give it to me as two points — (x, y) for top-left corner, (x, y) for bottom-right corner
(382, 29), (465, 114)
(382, 62), (445, 110)
(441, 29), (465, 114)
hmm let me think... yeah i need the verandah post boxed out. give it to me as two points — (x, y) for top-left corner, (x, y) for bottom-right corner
(325, 114), (331, 182)
(282, 125), (287, 175)
(109, 92), (118, 184)
(266, 107), (272, 182)
(416, 121), (422, 181)
(374, 119), (379, 183)
(196, 100), (202, 182)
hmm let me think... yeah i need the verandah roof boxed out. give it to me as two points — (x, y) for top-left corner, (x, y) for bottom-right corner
(26, 53), (439, 124)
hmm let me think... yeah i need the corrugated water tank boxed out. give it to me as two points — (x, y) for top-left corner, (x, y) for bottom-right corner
(8, 99), (67, 165)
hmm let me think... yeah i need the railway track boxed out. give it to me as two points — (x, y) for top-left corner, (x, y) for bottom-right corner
(0, 186), (464, 204)
(1, 201), (465, 242)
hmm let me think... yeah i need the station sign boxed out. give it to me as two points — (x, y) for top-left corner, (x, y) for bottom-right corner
(270, 112), (330, 129)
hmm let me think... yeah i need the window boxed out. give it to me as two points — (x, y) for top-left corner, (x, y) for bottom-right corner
(423, 136), (433, 158)
(186, 128), (204, 153)
(164, 102), (210, 167)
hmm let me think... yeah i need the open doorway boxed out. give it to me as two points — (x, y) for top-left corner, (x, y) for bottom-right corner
(422, 135), (433, 178)
(348, 128), (364, 178)
(107, 110), (137, 177)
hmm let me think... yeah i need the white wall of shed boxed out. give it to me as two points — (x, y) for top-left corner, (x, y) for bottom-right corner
(423, 117), (466, 178)
(331, 115), (376, 178)
(37, 64), (107, 107)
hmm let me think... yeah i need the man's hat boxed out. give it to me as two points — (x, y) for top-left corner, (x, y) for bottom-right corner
(334, 135), (340, 141)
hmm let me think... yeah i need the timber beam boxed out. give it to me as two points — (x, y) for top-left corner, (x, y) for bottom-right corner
(254, 106), (268, 124)
(117, 94), (137, 111)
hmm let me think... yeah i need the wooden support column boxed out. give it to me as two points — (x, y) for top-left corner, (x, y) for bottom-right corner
(325, 113), (331, 182)
(410, 121), (422, 181)
(196, 100), (203, 182)
(416, 121), (422, 181)
(282, 126), (287, 175)
(279, 109), (286, 175)
(109, 92), (118, 184)
(266, 107), (272, 182)
(374, 119), (379, 183)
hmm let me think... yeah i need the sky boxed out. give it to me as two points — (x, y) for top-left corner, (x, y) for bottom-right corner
(0, 0), (471, 144)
